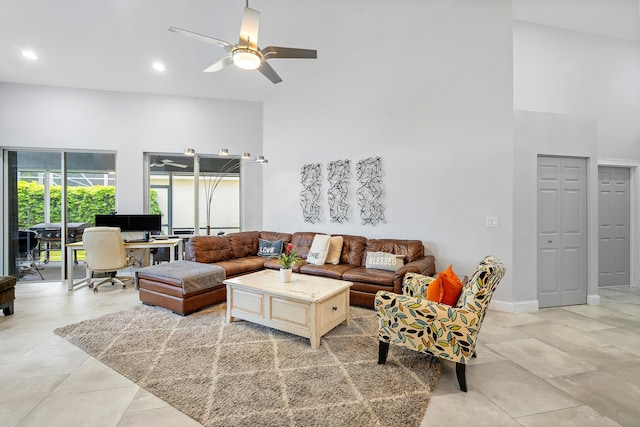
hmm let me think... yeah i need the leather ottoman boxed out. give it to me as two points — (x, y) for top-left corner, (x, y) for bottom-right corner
(135, 261), (226, 315)
(0, 276), (17, 316)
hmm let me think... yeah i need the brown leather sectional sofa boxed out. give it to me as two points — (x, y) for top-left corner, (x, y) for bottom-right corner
(182, 230), (435, 308)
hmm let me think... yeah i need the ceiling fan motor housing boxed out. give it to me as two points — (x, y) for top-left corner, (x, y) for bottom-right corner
(232, 48), (261, 70)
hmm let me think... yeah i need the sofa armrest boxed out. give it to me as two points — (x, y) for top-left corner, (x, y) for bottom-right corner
(392, 255), (435, 294)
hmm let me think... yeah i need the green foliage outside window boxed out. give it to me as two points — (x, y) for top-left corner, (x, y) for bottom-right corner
(17, 181), (162, 229)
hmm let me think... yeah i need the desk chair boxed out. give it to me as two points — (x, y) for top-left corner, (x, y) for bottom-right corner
(82, 227), (134, 292)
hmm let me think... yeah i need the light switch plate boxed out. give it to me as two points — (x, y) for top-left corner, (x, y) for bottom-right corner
(486, 216), (499, 227)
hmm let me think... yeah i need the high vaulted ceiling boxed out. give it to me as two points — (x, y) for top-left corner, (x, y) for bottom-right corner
(0, 0), (638, 103)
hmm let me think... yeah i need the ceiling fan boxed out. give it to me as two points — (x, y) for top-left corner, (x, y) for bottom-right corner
(168, 1), (317, 84)
(150, 159), (188, 169)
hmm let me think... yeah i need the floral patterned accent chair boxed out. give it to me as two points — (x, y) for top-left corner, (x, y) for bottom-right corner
(375, 256), (505, 392)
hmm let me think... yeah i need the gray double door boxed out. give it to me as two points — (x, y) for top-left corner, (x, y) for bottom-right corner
(537, 156), (587, 308)
(598, 166), (631, 287)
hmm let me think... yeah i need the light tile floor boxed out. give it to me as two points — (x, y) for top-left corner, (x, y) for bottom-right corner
(1, 282), (639, 426)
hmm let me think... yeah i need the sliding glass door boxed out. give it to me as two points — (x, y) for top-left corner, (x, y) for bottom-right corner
(2, 149), (116, 282)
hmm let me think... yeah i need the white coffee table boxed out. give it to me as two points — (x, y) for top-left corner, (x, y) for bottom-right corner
(224, 269), (352, 349)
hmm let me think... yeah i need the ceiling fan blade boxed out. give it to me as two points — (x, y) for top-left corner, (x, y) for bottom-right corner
(261, 46), (317, 60)
(168, 26), (233, 53)
(239, 6), (260, 50)
(159, 159), (189, 168)
(204, 56), (233, 73)
(257, 60), (282, 84)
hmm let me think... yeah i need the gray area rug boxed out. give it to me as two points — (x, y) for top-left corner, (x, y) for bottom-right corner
(55, 303), (440, 427)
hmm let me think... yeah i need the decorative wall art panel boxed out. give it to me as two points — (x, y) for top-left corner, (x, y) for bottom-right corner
(300, 163), (322, 223)
(327, 159), (351, 223)
(356, 157), (385, 226)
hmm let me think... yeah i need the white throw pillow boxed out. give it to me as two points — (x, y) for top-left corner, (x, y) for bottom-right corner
(307, 234), (331, 265)
(325, 236), (344, 265)
(365, 251), (405, 272)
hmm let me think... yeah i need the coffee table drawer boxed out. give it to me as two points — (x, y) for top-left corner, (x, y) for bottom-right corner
(271, 297), (310, 329)
(320, 292), (347, 328)
(231, 288), (264, 318)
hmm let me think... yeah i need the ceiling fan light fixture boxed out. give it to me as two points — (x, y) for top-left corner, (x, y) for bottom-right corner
(22, 49), (38, 60)
(232, 49), (261, 70)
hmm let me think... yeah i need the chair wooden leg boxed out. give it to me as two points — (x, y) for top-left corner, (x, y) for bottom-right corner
(378, 341), (389, 364)
(455, 363), (468, 392)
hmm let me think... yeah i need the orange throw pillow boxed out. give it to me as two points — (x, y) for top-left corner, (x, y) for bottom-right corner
(426, 264), (464, 306)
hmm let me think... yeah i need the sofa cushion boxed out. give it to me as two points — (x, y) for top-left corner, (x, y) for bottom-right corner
(257, 238), (283, 258)
(299, 263), (358, 280)
(215, 256), (266, 277)
(340, 235), (367, 266)
(342, 266), (394, 287)
(291, 232), (319, 259)
(186, 236), (234, 263)
(325, 236), (344, 265)
(364, 239), (424, 264)
(350, 281), (394, 294)
(307, 234), (331, 265)
(228, 231), (260, 258)
(365, 251), (405, 272)
(260, 231), (292, 245)
(263, 257), (306, 273)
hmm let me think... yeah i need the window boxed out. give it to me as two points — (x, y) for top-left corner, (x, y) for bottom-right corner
(146, 153), (240, 236)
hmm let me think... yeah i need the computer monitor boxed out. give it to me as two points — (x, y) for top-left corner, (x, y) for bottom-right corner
(95, 214), (162, 233)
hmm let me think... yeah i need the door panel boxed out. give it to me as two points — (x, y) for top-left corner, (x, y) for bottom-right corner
(538, 156), (587, 308)
(598, 167), (630, 286)
(539, 248), (560, 294)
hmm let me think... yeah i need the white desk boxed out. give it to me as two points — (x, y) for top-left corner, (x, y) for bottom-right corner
(66, 238), (183, 291)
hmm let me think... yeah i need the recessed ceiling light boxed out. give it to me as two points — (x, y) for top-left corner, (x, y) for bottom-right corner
(152, 62), (165, 72)
(22, 50), (38, 60)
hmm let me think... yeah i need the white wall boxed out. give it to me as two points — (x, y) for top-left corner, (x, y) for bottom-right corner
(513, 110), (599, 309)
(513, 20), (640, 299)
(263, 0), (515, 302)
(514, 20), (640, 160)
(0, 82), (264, 230)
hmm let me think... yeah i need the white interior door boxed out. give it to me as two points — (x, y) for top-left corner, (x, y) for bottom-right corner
(537, 156), (588, 308)
(598, 166), (631, 287)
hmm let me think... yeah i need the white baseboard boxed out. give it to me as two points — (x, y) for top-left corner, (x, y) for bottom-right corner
(587, 294), (601, 305)
(489, 299), (539, 313)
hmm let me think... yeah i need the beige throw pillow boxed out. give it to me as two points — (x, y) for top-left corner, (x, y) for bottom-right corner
(365, 251), (405, 272)
(307, 234), (331, 265)
(325, 236), (344, 265)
